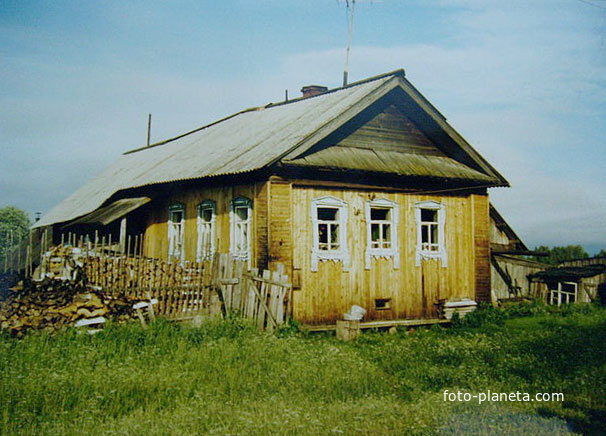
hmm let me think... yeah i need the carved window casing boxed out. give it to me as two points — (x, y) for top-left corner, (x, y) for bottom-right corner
(365, 198), (399, 269)
(168, 203), (185, 262)
(196, 200), (216, 261)
(414, 200), (447, 267)
(230, 197), (252, 267)
(311, 196), (349, 272)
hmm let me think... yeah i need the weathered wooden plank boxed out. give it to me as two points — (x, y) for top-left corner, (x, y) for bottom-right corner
(255, 270), (276, 329)
(232, 260), (244, 313)
(472, 194), (491, 303)
(305, 318), (450, 332)
(268, 179), (293, 275)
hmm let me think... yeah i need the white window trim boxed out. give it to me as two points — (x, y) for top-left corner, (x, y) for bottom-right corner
(229, 196), (252, 268)
(414, 200), (447, 267)
(311, 196), (349, 272)
(196, 200), (216, 262)
(168, 203), (185, 262)
(365, 198), (399, 270)
(549, 281), (578, 306)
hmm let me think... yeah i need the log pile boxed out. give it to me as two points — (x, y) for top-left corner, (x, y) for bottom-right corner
(0, 243), (219, 335)
(0, 245), (155, 337)
(34, 244), (86, 281)
(0, 277), (142, 337)
(0, 278), (143, 337)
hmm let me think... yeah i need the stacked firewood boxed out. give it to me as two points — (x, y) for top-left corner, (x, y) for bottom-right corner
(0, 277), (142, 337)
(34, 244), (86, 281)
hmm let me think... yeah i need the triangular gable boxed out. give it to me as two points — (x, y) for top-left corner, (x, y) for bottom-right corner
(334, 104), (447, 156)
(490, 204), (528, 251)
(281, 73), (508, 186)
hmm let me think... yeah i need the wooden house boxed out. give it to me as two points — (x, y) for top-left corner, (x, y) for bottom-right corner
(34, 69), (510, 325)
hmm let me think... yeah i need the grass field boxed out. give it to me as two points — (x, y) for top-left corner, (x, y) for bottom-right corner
(1, 303), (605, 435)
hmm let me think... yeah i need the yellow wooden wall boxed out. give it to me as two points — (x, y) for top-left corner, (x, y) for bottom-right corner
(287, 186), (489, 324)
(267, 178), (293, 272)
(142, 183), (267, 265)
(140, 179), (491, 325)
(472, 195), (491, 303)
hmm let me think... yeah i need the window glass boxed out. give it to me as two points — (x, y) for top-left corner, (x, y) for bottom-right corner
(201, 208), (212, 223)
(371, 207), (390, 221)
(318, 207), (338, 221)
(236, 206), (248, 221)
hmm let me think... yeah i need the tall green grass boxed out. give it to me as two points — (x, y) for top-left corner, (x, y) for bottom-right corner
(1, 305), (604, 435)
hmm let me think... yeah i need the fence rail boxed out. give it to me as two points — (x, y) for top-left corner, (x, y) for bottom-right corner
(214, 254), (292, 330)
(28, 243), (291, 330)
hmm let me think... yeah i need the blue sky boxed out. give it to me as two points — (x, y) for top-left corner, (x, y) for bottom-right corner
(1, 0), (605, 253)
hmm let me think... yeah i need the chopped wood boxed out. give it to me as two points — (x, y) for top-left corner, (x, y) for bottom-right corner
(0, 276), (147, 337)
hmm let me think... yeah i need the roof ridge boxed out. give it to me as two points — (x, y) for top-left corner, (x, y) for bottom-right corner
(265, 68), (406, 109)
(122, 69), (406, 156)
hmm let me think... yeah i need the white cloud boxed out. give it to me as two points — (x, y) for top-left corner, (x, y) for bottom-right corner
(276, 1), (606, 251)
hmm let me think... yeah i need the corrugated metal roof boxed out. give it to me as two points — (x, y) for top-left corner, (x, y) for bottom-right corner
(36, 75), (396, 228)
(530, 264), (606, 280)
(69, 197), (151, 226)
(35, 69), (507, 228)
(286, 147), (494, 182)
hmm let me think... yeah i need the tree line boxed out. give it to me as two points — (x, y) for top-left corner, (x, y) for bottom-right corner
(0, 206), (31, 265)
(530, 245), (606, 265)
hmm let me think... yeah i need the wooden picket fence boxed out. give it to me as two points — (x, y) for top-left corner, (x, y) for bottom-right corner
(83, 255), (213, 317)
(30, 242), (292, 329)
(214, 254), (291, 330)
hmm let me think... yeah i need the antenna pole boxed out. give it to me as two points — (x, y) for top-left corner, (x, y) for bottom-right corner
(147, 113), (152, 147)
(343, 0), (356, 87)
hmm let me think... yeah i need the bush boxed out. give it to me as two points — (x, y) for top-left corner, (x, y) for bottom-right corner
(274, 318), (301, 337)
(452, 304), (506, 328)
(502, 300), (551, 318)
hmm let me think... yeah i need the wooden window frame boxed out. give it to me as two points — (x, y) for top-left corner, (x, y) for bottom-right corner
(168, 202), (185, 262)
(414, 200), (447, 267)
(549, 281), (578, 306)
(311, 196), (349, 272)
(365, 198), (399, 270)
(196, 200), (216, 262)
(230, 196), (252, 267)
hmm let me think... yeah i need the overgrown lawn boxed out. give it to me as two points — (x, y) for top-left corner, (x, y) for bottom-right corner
(1, 305), (604, 435)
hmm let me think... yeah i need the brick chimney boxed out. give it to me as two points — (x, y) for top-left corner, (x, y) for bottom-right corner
(301, 85), (328, 98)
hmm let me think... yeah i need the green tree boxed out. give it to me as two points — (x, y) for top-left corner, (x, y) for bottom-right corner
(531, 245), (589, 264)
(597, 249), (606, 258)
(0, 206), (31, 265)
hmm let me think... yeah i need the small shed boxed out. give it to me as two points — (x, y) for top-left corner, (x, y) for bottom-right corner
(529, 262), (606, 305)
